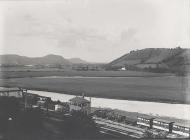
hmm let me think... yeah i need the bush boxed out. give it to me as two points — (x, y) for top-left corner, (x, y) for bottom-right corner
(61, 112), (100, 139)
(16, 108), (43, 132)
(0, 97), (20, 133)
(143, 130), (155, 138)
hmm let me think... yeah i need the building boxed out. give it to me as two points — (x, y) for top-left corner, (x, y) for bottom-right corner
(72, 65), (88, 71)
(69, 96), (91, 115)
(23, 93), (39, 108)
(47, 102), (58, 111)
(153, 118), (174, 133)
(72, 64), (101, 71)
(120, 67), (126, 71)
(36, 100), (46, 108)
(0, 87), (24, 98)
(54, 103), (69, 112)
(137, 115), (155, 128)
(48, 102), (69, 112)
(172, 121), (190, 137)
(23, 92), (51, 108)
(37, 95), (51, 102)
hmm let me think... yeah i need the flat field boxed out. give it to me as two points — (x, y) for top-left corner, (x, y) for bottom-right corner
(0, 71), (189, 104)
(0, 70), (173, 79)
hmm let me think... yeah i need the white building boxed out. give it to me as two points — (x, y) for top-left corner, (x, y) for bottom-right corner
(54, 103), (68, 112)
(120, 67), (126, 71)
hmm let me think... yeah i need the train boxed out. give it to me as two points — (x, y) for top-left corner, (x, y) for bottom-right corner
(92, 109), (190, 138)
(137, 115), (190, 137)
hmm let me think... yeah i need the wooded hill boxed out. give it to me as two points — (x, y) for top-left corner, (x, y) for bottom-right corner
(106, 47), (190, 74)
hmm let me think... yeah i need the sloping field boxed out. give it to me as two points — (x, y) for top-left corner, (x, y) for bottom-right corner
(0, 75), (189, 104)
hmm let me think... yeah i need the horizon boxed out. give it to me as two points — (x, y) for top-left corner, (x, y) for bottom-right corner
(0, 46), (189, 63)
(0, 53), (108, 63)
(0, 0), (190, 62)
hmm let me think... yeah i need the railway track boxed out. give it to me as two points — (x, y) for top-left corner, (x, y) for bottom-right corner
(93, 117), (145, 138)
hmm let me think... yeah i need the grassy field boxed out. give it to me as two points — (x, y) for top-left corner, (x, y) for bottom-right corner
(0, 70), (174, 79)
(0, 74), (189, 104)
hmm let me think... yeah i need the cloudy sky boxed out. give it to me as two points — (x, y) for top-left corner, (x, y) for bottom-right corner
(0, 0), (190, 62)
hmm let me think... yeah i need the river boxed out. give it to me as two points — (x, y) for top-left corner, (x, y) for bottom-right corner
(28, 90), (190, 120)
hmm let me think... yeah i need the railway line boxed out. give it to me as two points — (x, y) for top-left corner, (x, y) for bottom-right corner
(93, 117), (145, 138)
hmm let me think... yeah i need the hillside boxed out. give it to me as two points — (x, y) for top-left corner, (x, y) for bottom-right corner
(68, 58), (88, 64)
(107, 47), (190, 73)
(0, 54), (71, 66)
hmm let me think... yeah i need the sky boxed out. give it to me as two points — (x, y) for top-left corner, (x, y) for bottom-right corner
(0, 0), (190, 62)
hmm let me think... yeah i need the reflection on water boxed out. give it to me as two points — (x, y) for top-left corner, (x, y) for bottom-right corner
(28, 90), (190, 120)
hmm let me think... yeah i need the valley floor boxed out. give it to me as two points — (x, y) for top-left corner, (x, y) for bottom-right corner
(0, 72), (189, 104)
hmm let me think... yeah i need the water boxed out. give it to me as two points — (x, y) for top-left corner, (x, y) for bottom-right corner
(28, 90), (190, 120)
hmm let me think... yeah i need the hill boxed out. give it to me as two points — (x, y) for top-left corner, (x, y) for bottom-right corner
(68, 58), (88, 64)
(106, 47), (190, 73)
(0, 54), (71, 66)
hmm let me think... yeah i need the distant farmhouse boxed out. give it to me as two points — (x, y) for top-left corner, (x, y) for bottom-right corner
(72, 64), (101, 71)
(119, 67), (126, 71)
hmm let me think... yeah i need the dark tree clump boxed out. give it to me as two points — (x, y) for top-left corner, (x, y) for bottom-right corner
(62, 111), (101, 139)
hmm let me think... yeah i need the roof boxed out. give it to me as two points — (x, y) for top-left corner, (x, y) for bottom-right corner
(0, 87), (21, 92)
(155, 116), (190, 128)
(173, 120), (190, 128)
(37, 95), (51, 99)
(69, 96), (90, 104)
(37, 100), (46, 103)
(137, 114), (155, 120)
(24, 92), (38, 97)
(154, 118), (174, 124)
(112, 109), (138, 118)
(125, 116), (137, 123)
(54, 102), (68, 106)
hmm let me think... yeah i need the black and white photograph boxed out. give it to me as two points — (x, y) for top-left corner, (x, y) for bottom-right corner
(0, 0), (190, 139)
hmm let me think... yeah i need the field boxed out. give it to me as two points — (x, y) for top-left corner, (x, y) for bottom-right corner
(0, 70), (189, 104)
(0, 70), (173, 79)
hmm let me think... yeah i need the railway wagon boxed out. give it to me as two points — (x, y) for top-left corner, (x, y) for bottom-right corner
(137, 115), (154, 128)
(172, 122), (190, 137)
(152, 118), (174, 133)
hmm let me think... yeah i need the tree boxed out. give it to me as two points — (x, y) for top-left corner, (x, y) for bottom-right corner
(62, 112), (101, 139)
(0, 97), (20, 133)
(143, 129), (155, 138)
(156, 131), (168, 138)
(16, 108), (43, 132)
(44, 97), (51, 113)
